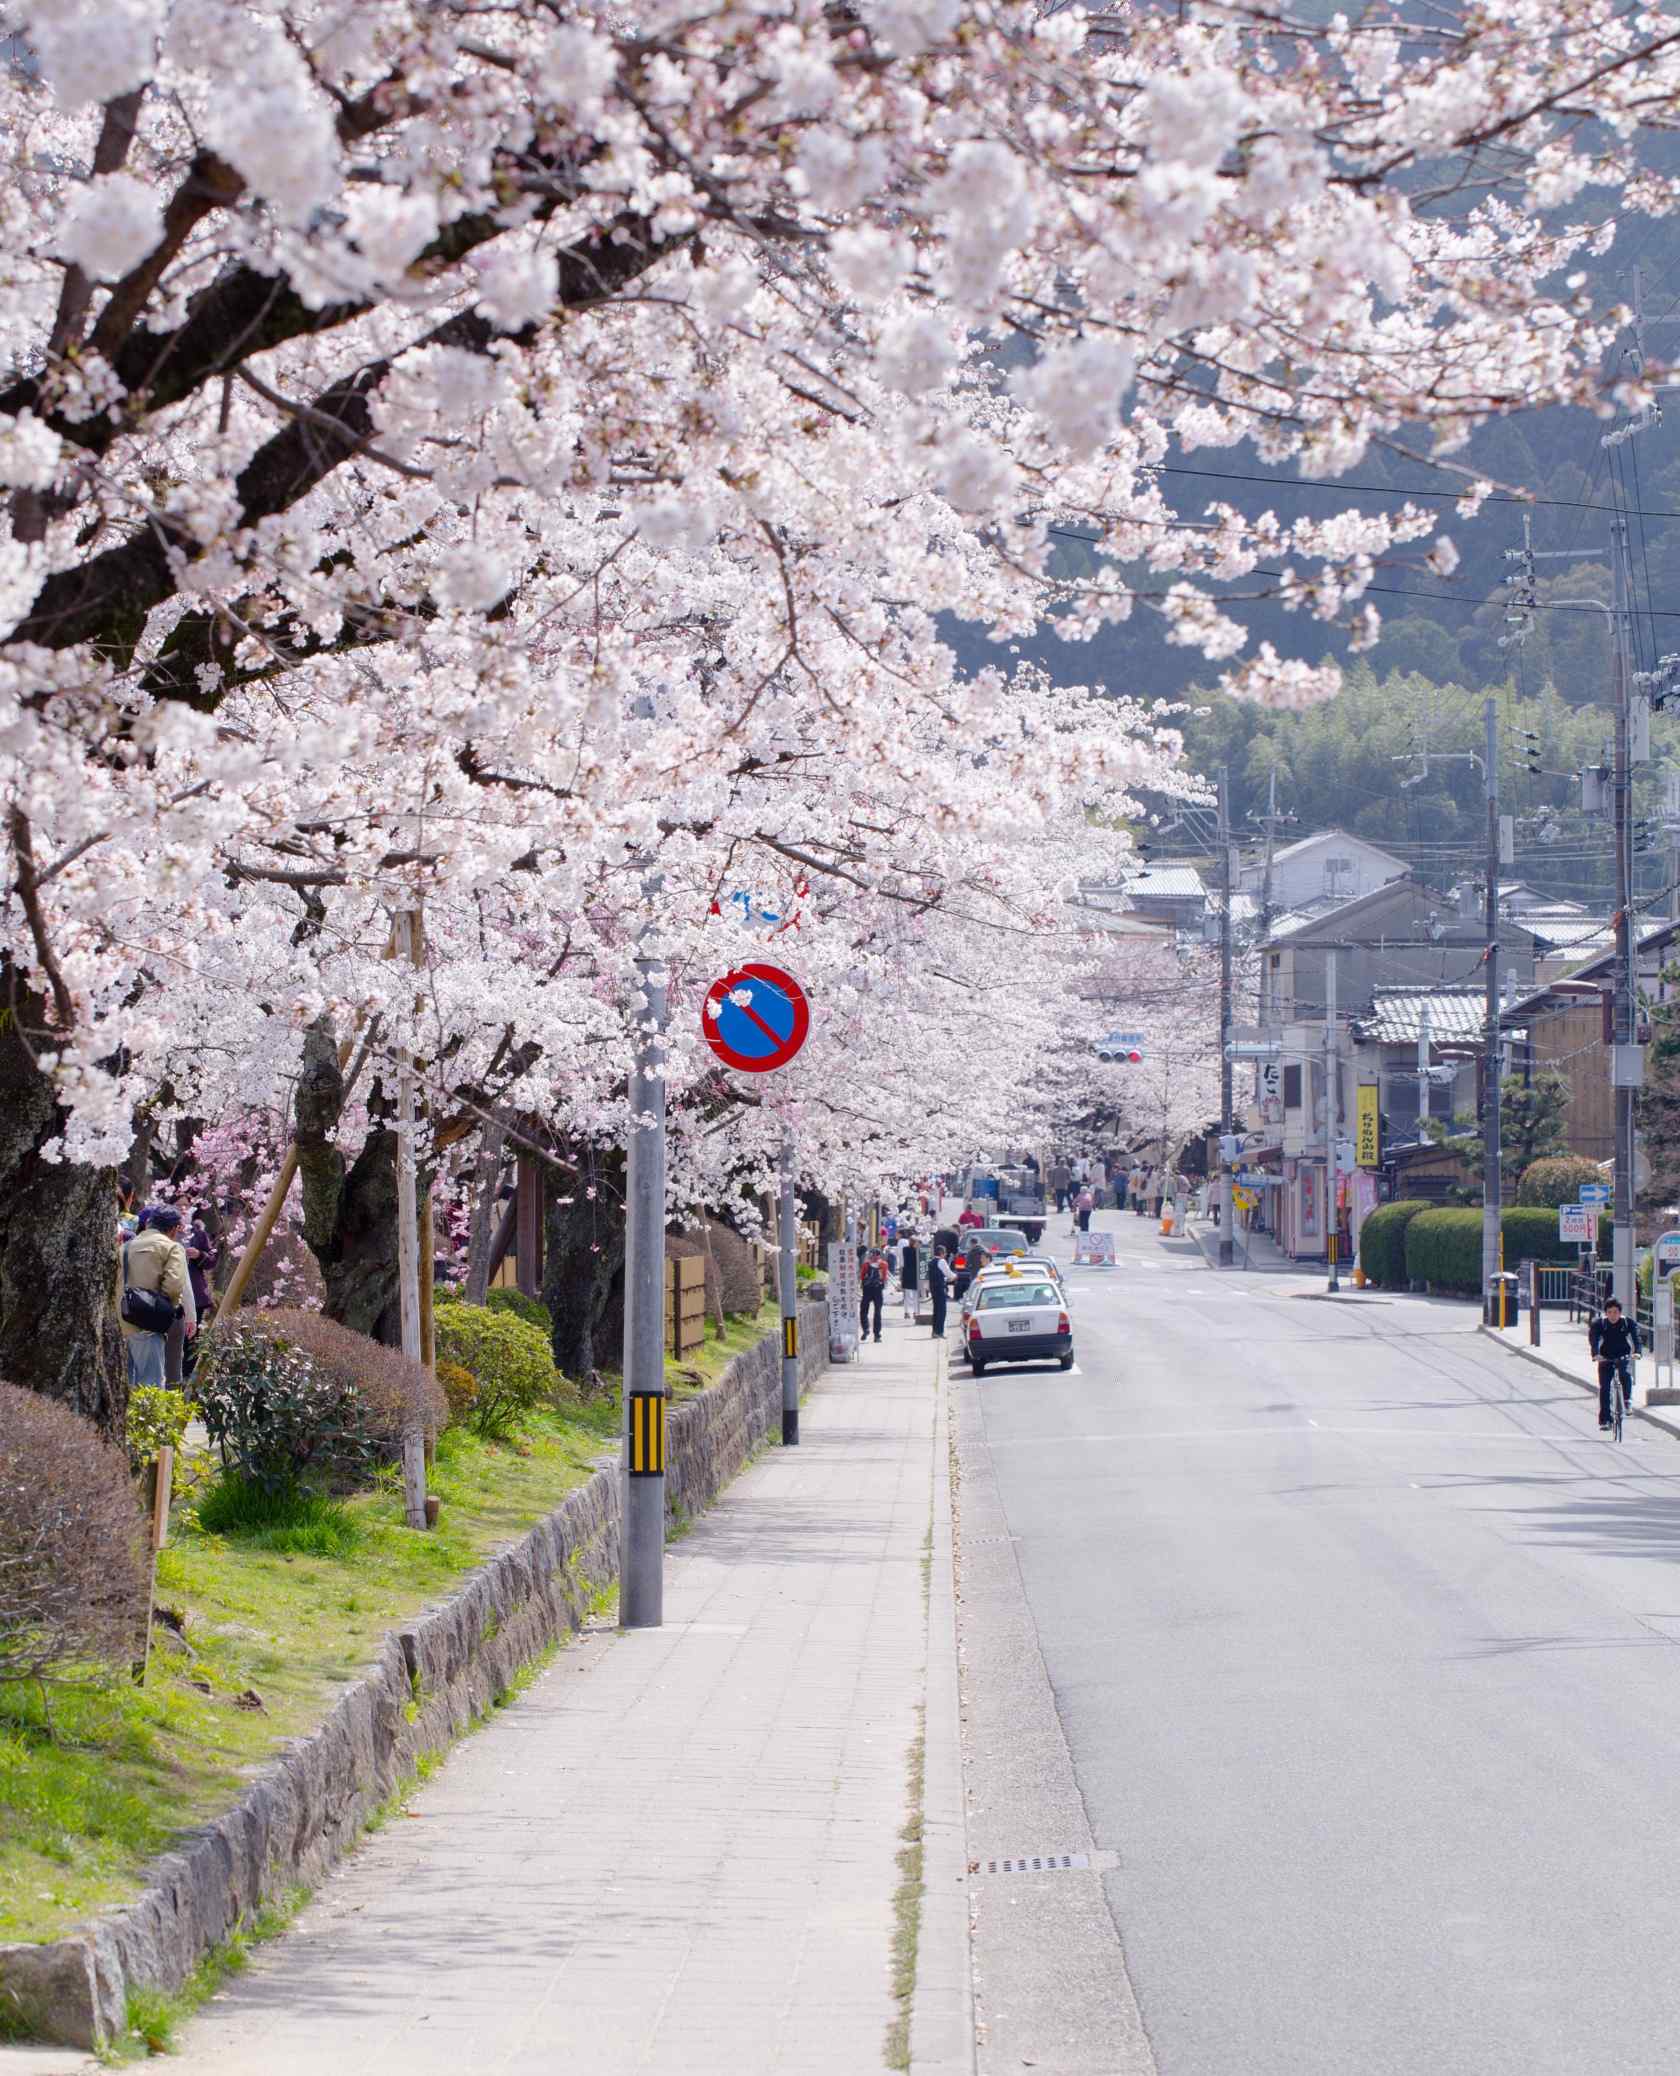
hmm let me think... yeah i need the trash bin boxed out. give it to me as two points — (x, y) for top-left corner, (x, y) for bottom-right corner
(1486, 1272), (1519, 1329)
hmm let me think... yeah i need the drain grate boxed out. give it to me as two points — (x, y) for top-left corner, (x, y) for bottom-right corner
(980, 1852), (1090, 1875)
(964, 1534), (1019, 1547)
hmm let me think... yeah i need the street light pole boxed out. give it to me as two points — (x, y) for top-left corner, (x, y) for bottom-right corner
(1481, 695), (1502, 1320)
(620, 927), (669, 1629)
(1325, 948), (1339, 1293)
(1218, 767), (1235, 1268)
(778, 1139), (800, 1446)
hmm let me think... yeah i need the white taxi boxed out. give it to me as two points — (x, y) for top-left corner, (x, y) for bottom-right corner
(959, 1255), (1065, 1322)
(964, 1270), (1073, 1375)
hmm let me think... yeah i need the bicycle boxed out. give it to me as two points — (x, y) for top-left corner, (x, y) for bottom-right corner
(1594, 1345), (1628, 1444)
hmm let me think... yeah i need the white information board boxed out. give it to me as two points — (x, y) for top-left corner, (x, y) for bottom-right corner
(827, 1242), (861, 1362)
(1072, 1230), (1116, 1265)
(1558, 1204), (1594, 1244)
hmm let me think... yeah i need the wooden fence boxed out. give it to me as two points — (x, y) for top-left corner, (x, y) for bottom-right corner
(665, 1254), (706, 1357)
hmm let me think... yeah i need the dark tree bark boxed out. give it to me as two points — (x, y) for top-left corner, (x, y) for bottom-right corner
(461, 1115), (508, 1305)
(543, 1147), (625, 1384)
(0, 977), (124, 1432)
(293, 1019), (404, 1342)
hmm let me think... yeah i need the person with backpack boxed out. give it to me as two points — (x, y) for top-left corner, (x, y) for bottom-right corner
(120, 1204), (196, 1388)
(1074, 1183), (1096, 1234)
(859, 1250), (887, 1343)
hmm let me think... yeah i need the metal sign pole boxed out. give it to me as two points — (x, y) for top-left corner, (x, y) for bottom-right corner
(778, 1139), (800, 1445)
(621, 937), (669, 1630)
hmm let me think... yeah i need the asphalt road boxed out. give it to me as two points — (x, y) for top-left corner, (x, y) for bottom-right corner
(956, 1210), (1680, 2076)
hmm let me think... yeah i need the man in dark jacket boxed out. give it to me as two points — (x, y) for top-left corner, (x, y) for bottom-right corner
(928, 1247), (949, 1340)
(1589, 1299), (1642, 1428)
(860, 1250), (887, 1343)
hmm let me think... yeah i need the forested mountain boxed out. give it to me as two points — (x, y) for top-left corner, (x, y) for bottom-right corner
(1178, 668), (1680, 912)
(947, 127), (1680, 889)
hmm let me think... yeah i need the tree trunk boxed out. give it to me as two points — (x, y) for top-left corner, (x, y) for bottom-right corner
(461, 1115), (507, 1305)
(0, 979), (124, 1432)
(294, 1017), (404, 1342)
(543, 1147), (625, 1383)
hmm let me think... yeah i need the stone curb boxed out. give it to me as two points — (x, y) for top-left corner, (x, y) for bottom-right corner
(0, 1301), (829, 2051)
(1475, 1321), (1680, 1441)
(911, 1336), (976, 2076)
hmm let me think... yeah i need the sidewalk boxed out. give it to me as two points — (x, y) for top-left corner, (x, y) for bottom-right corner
(1481, 1315), (1680, 1441)
(124, 1316), (965, 2076)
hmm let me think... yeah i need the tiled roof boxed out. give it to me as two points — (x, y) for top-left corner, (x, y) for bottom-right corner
(1125, 866), (1207, 901)
(1352, 987), (1491, 1047)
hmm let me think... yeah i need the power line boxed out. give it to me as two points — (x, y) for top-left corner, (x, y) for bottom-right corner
(1046, 527), (1680, 620)
(1147, 461), (1680, 523)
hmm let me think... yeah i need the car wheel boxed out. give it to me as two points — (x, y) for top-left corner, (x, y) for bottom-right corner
(1027, 1225), (1043, 1244)
(1059, 1352), (1074, 1370)
(971, 1359), (986, 1376)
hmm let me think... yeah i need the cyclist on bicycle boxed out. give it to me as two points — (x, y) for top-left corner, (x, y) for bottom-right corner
(1589, 1298), (1642, 1430)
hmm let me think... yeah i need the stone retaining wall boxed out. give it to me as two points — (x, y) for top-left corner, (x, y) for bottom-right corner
(0, 1299), (828, 2050)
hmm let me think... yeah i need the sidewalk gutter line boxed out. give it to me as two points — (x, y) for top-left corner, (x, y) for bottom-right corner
(910, 1338), (977, 2076)
(1476, 1322), (1680, 1441)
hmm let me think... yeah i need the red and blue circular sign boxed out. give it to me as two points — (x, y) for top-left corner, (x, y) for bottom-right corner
(702, 963), (810, 1074)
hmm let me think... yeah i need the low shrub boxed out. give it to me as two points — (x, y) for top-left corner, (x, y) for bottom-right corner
(436, 1360), (478, 1426)
(0, 1382), (148, 1683)
(1516, 1156), (1606, 1208)
(486, 1287), (550, 1334)
(1358, 1200), (1430, 1289)
(125, 1384), (191, 1470)
(195, 1308), (444, 1496)
(698, 1221), (762, 1316)
(434, 1299), (565, 1439)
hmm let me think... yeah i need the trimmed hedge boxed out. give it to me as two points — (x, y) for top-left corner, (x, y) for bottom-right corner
(1359, 1200), (1431, 1289)
(1404, 1205), (1607, 1294)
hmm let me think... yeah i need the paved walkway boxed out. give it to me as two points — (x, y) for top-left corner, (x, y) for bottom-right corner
(139, 1316), (957, 2076)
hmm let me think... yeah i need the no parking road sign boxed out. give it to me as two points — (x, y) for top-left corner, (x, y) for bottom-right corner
(702, 963), (810, 1074)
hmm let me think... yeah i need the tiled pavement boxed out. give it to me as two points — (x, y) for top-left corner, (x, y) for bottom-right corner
(147, 1315), (956, 2076)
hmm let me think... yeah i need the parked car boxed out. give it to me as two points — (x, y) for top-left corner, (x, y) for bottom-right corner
(951, 1226), (1028, 1297)
(965, 1275), (1073, 1375)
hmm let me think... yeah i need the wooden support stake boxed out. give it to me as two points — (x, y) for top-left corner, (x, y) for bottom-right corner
(217, 1148), (298, 1317)
(133, 1445), (174, 1685)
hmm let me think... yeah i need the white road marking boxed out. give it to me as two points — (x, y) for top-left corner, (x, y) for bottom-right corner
(984, 1425), (1652, 1448)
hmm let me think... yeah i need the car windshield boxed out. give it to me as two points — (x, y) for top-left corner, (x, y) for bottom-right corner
(978, 1284), (1059, 1309)
(975, 1231), (1026, 1251)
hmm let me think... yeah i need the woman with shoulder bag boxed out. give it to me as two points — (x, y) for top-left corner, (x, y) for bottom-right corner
(120, 1205), (197, 1389)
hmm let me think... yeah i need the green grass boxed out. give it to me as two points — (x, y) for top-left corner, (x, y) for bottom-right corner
(0, 1397), (619, 1948)
(884, 1705), (928, 2072)
(664, 1299), (782, 1397)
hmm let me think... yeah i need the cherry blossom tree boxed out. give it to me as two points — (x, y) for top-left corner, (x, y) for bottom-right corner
(2, 0), (1676, 1416)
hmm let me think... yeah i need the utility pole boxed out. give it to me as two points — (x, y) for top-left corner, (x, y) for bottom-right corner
(621, 920), (669, 1629)
(1481, 696), (1502, 1317)
(778, 1139), (800, 1445)
(392, 905), (429, 1531)
(1217, 766), (1235, 1268)
(1611, 515), (1638, 1316)
(1325, 948), (1339, 1292)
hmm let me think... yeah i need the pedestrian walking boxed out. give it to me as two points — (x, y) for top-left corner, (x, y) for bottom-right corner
(1049, 1159), (1071, 1212)
(900, 1234), (919, 1321)
(1148, 1167), (1165, 1219)
(120, 1204), (196, 1389)
(859, 1249), (887, 1343)
(928, 1246), (949, 1339)
(1075, 1184), (1095, 1234)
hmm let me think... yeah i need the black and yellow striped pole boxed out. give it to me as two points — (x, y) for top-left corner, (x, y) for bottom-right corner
(779, 1139), (800, 1444)
(620, 936), (667, 1628)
